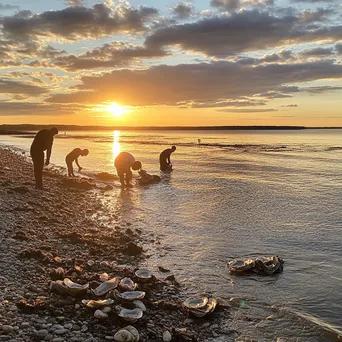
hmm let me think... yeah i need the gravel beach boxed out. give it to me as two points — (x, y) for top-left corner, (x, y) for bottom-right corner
(0, 147), (236, 342)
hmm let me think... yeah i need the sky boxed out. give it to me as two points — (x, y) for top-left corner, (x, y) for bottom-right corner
(0, 0), (342, 127)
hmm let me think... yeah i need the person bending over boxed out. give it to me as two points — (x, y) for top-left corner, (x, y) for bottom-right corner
(159, 145), (176, 171)
(30, 127), (58, 189)
(66, 148), (89, 177)
(114, 152), (142, 188)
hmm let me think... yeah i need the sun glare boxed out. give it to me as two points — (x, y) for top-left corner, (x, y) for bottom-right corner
(106, 102), (125, 117)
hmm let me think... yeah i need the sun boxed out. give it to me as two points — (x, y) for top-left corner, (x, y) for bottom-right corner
(106, 102), (125, 117)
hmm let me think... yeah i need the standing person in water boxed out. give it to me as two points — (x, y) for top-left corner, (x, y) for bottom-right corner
(30, 127), (58, 189)
(159, 146), (176, 171)
(114, 152), (142, 188)
(66, 148), (89, 177)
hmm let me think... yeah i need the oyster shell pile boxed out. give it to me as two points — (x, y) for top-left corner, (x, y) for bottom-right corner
(228, 256), (284, 275)
(183, 296), (217, 318)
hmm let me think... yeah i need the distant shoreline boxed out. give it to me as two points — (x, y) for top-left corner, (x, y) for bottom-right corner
(1, 124), (341, 134)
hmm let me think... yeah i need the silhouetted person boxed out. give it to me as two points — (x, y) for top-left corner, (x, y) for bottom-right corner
(30, 127), (58, 189)
(66, 148), (89, 177)
(114, 152), (141, 188)
(159, 146), (176, 171)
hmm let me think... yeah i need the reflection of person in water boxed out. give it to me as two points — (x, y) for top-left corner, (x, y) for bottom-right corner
(159, 146), (176, 171)
(114, 152), (141, 188)
(30, 127), (58, 189)
(66, 148), (89, 177)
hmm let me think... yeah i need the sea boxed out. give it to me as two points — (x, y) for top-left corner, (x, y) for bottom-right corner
(1, 129), (341, 341)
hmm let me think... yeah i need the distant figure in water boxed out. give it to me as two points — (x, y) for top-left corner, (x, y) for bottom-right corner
(114, 152), (142, 188)
(30, 127), (58, 189)
(159, 146), (176, 171)
(66, 148), (89, 177)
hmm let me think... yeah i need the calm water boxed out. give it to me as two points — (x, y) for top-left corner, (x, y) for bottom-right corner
(1, 129), (342, 341)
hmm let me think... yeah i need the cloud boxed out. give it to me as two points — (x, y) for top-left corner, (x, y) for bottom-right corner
(305, 86), (342, 93)
(216, 108), (277, 112)
(171, 2), (195, 19)
(1, 4), (159, 41)
(210, 0), (273, 11)
(335, 43), (342, 54)
(46, 60), (342, 107)
(65, 0), (86, 6)
(0, 102), (82, 116)
(145, 10), (342, 57)
(299, 8), (333, 24)
(0, 79), (48, 96)
(45, 42), (167, 71)
(189, 99), (266, 108)
(0, 4), (20, 11)
(281, 104), (298, 107)
(302, 47), (334, 56)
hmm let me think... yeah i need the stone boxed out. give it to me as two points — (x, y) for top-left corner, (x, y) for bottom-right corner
(36, 329), (49, 338)
(1, 325), (14, 334)
(163, 330), (172, 342)
(21, 322), (30, 328)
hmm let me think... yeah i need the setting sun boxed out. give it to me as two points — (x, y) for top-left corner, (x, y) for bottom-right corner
(106, 102), (125, 117)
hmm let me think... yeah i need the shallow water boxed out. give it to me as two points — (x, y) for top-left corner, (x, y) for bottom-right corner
(1, 129), (342, 340)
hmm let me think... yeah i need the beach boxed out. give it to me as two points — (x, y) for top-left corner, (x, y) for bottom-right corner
(1, 128), (342, 342)
(0, 147), (236, 342)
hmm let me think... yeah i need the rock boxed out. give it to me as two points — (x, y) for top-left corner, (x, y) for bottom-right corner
(74, 304), (80, 310)
(133, 300), (146, 312)
(36, 329), (49, 339)
(163, 330), (172, 341)
(21, 322), (30, 328)
(99, 273), (109, 282)
(87, 260), (95, 267)
(64, 323), (73, 329)
(122, 242), (143, 256)
(95, 172), (118, 181)
(114, 330), (135, 342)
(158, 266), (170, 273)
(12, 186), (29, 194)
(102, 307), (112, 313)
(123, 326), (139, 342)
(1, 325), (14, 334)
(94, 309), (108, 319)
(54, 328), (67, 335)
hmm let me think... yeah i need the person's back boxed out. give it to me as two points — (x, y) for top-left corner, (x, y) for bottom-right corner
(66, 148), (82, 162)
(30, 129), (54, 153)
(115, 152), (135, 169)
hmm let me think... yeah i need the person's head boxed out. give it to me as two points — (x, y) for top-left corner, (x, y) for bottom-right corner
(132, 161), (142, 170)
(81, 149), (89, 156)
(50, 127), (58, 135)
(171, 145), (176, 152)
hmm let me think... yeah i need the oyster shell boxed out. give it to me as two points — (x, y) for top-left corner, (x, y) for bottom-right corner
(50, 279), (88, 297)
(119, 277), (137, 291)
(133, 300), (146, 312)
(92, 277), (120, 296)
(99, 273), (109, 282)
(189, 298), (217, 318)
(118, 308), (143, 322)
(183, 296), (208, 310)
(228, 258), (255, 272)
(82, 299), (114, 308)
(134, 269), (152, 282)
(254, 256), (284, 275)
(124, 326), (140, 342)
(114, 289), (145, 302)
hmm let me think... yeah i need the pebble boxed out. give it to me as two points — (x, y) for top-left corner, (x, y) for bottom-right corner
(163, 330), (172, 342)
(21, 322), (30, 328)
(1, 325), (14, 334)
(52, 338), (64, 342)
(64, 323), (73, 329)
(54, 328), (67, 335)
(36, 329), (49, 338)
(74, 304), (80, 310)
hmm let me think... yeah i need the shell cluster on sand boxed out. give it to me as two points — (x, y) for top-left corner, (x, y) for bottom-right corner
(183, 296), (217, 318)
(228, 256), (284, 275)
(50, 268), (153, 326)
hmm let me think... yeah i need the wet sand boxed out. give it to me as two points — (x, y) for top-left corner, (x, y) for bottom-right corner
(0, 147), (236, 342)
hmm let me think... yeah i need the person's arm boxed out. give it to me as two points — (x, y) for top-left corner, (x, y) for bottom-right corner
(75, 158), (82, 171)
(45, 138), (53, 165)
(167, 154), (171, 165)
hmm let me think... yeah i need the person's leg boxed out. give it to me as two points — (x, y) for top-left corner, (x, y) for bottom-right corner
(116, 168), (125, 187)
(32, 151), (44, 188)
(67, 160), (74, 177)
(125, 169), (133, 186)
